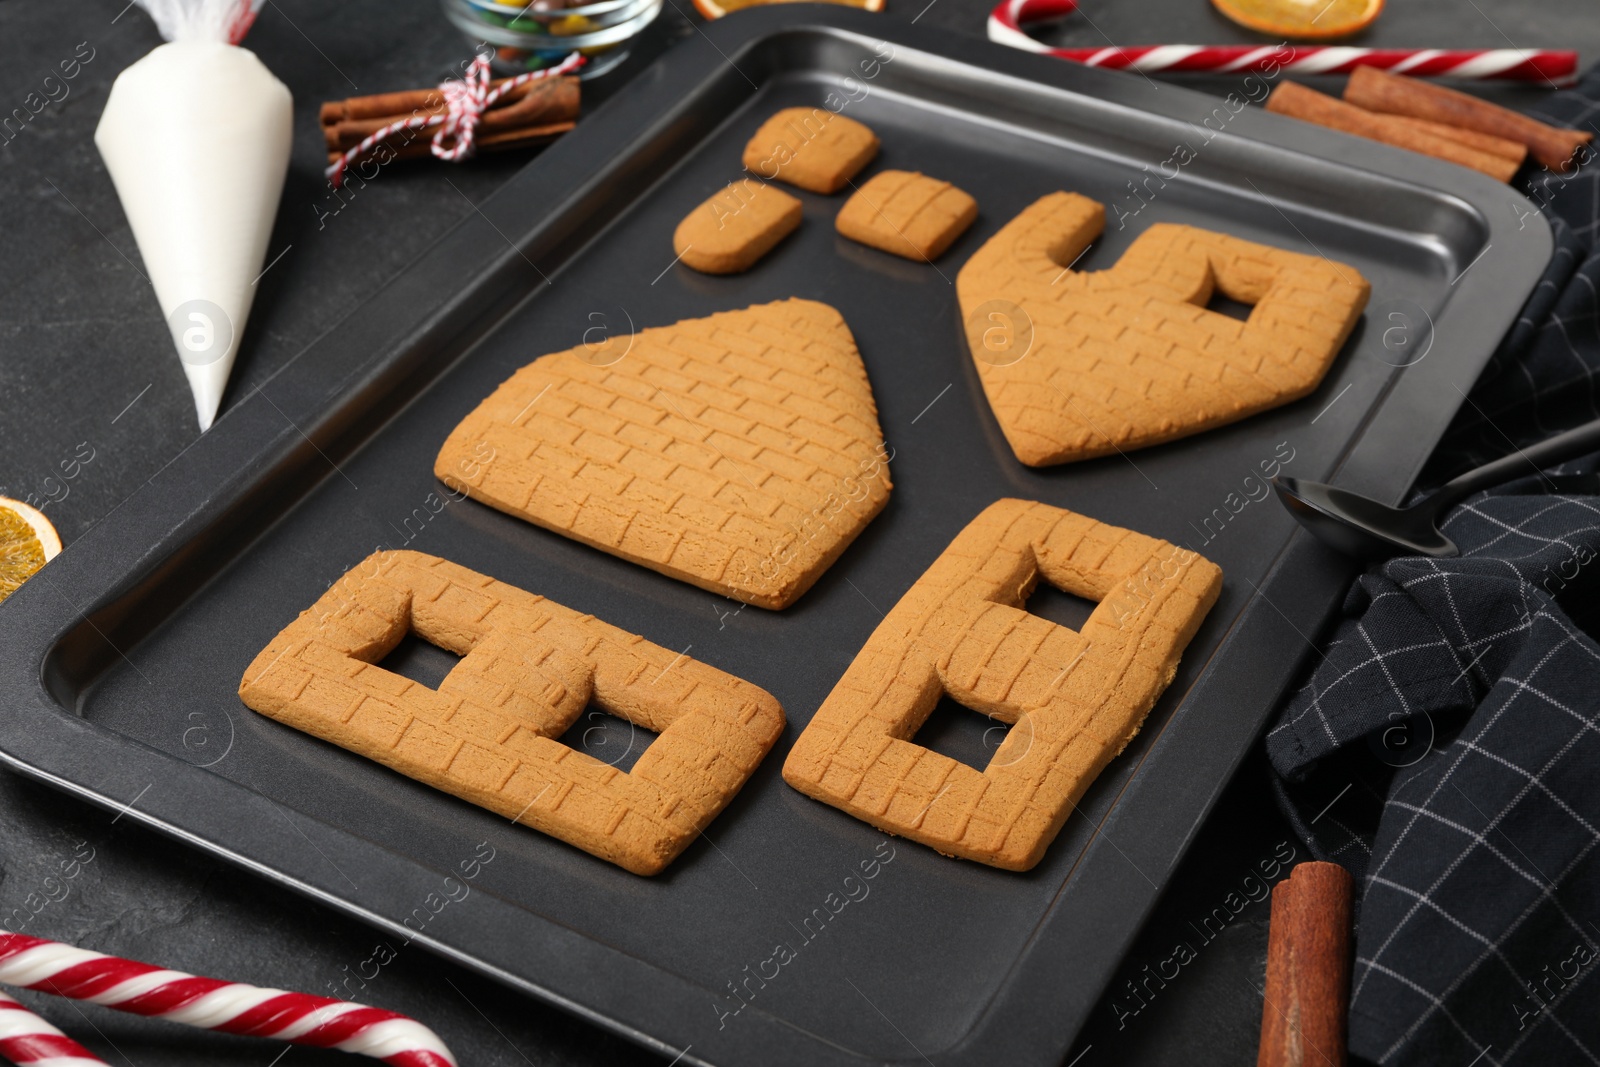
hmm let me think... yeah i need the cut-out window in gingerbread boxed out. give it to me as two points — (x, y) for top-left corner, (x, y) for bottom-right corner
(956, 192), (1370, 466)
(783, 500), (1222, 871)
(239, 551), (784, 875)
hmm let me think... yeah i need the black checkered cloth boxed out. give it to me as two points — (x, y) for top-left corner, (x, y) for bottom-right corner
(1265, 70), (1600, 1067)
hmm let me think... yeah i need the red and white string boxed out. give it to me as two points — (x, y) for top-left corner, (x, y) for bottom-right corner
(223, 0), (265, 45)
(0, 932), (456, 1066)
(987, 0), (1578, 83)
(325, 51), (585, 189)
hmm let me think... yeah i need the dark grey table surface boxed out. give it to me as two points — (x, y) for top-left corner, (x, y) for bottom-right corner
(1, 1), (1595, 1064)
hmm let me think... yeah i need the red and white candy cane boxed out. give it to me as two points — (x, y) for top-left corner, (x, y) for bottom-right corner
(987, 0), (1578, 84)
(0, 932), (456, 1067)
(0, 988), (106, 1066)
(326, 50), (586, 189)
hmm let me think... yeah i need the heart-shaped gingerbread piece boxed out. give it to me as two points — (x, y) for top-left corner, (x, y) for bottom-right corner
(957, 192), (1370, 466)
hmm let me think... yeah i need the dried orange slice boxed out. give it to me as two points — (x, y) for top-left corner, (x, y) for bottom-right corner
(694, 0), (883, 20)
(1211, 0), (1382, 39)
(0, 497), (60, 606)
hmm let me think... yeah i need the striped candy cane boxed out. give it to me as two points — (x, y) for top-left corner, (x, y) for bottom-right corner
(0, 932), (456, 1067)
(0, 989), (107, 1066)
(987, 0), (1578, 84)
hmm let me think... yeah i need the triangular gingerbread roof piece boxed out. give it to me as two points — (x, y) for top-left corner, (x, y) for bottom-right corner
(436, 298), (892, 609)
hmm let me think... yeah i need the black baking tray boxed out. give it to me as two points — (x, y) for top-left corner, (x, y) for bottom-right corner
(0, 9), (1551, 1066)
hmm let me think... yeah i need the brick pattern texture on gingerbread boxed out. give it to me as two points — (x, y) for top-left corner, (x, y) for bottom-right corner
(957, 192), (1370, 466)
(782, 500), (1221, 871)
(435, 299), (892, 610)
(836, 170), (977, 262)
(238, 551), (785, 875)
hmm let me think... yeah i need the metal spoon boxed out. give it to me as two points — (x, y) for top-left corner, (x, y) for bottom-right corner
(1273, 417), (1600, 560)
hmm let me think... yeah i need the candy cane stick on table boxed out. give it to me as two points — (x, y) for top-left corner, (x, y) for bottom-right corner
(987, 0), (1578, 84)
(0, 989), (107, 1067)
(0, 932), (456, 1067)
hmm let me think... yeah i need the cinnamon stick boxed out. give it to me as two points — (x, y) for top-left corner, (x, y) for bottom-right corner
(320, 75), (531, 125)
(322, 77), (580, 151)
(1266, 81), (1521, 182)
(325, 121), (575, 166)
(1345, 65), (1591, 172)
(1258, 861), (1353, 1067)
(1389, 115), (1527, 165)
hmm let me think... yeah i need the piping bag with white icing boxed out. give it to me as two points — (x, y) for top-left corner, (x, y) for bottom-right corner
(95, 0), (291, 431)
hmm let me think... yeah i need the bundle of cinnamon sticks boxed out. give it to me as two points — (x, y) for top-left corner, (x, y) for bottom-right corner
(1266, 66), (1591, 183)
(320, 74), (580, 167)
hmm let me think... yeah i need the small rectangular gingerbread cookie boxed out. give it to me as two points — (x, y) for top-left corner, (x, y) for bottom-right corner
(836, 170), (977, 261)
(673, 178), (802, 274)
(742, 107), (879, 194)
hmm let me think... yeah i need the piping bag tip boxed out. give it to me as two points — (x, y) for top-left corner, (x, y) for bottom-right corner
(181, 351), (233, 433)
(95, 33), (291, 439)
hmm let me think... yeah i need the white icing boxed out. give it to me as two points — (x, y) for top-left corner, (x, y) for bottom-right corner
(94, 41), (291, 431)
